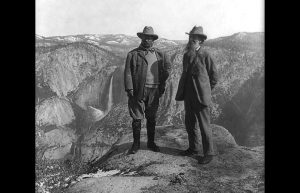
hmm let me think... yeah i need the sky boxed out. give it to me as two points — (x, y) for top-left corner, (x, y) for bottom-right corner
(36, 0), (264, 40)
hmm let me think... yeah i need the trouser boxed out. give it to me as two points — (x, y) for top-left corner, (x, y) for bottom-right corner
(128, 87), (160, 144)
(184, 99), (215, 156)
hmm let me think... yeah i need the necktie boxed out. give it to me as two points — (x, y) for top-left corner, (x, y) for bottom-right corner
(146, 48), (155, 55)
(139, 45), (155, 55)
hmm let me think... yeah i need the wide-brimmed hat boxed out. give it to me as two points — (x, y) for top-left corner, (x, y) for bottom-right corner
(137, 26), (158, 40)
(186, 26), (207, 40)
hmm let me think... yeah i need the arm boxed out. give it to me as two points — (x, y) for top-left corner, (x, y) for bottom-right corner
(161, 52), (171, 83)
(205, 53), (218, 90)
(159, 52), (172, 95)
(175, 54), (187, 101)
(124, 53), (133, 93)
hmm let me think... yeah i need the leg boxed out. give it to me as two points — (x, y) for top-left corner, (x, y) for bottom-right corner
(196, 105), (214, 164)
(179, 99), (200, 156)
(128, 119), (142, 154)
(144, 87), (160, 152)
(196, 106), (214, 156)
(128, 97), (144, 154)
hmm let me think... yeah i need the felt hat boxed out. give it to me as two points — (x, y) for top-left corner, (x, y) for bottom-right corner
(137, 26), (158, 40)
(186, 26), (207, 40)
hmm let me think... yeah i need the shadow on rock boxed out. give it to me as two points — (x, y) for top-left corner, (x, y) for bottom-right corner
(87, 141), (186, 173)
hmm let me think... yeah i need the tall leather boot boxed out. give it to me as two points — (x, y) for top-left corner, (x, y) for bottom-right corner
(128, 119), (141, 154)
(146, 120), (160, 152)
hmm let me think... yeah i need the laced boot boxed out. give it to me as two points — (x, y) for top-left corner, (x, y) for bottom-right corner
(198, 155), (213, 164)
(146, 120), (160, 152)
(179, 148), (199, 156)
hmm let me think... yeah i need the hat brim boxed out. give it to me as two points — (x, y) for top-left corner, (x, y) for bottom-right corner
(137, 33), (158, 40)
(186, 32), (207, 40)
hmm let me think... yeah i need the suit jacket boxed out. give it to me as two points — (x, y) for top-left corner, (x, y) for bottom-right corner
(175, 47), (218, 106)
(124, 47), (171, 100)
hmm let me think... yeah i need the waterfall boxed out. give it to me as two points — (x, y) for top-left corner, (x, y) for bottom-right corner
(87, 106), (104, 122)
(106, 74), (114, 113)
(86, 74), (114, 123)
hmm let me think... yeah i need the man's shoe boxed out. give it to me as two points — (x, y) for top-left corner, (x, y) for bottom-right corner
(198, 155), (213, 164)
(179, 148), (199, 156)
(128, 143), (140, 154)
(147, 142), (160, 152)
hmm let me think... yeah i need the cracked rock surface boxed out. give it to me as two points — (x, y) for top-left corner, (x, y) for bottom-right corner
(66, 125), (264, 193)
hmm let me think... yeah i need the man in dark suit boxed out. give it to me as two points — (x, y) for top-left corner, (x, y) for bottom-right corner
(175, 26), (218, 164)
(124, 26), (171, 154)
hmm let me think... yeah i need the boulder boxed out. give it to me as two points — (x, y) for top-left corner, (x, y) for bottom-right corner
(78, 124), (236, 164)
(36, 126), (77, 160)
(36, 97), (75, 127)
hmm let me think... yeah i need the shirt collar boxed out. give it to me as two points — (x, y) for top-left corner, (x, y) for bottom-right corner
(138, 45), (155, 54)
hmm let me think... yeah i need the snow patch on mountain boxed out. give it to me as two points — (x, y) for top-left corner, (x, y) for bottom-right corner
(51, 37), (65, 41)
(84, 35), (102, 40)
(106, 40), (119, 44)
(36, 34), (44, 39)
(119, 39), (131, 45)
(114, 34), (126, 38)
(86, 40), (99, 45)
(158, 39), (178, 45)
(64, 36), (81, 42)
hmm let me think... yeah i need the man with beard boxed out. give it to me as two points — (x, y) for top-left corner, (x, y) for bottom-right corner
(175, 26), (218, 164)
(124, 26), (171, 154)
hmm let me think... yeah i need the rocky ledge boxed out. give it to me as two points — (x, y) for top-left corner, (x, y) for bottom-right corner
(66, 124), (264, 193)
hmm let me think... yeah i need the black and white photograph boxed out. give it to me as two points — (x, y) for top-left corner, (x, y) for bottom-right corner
(35, 0), (264, 192)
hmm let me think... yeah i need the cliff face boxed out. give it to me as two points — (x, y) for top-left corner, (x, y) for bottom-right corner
(36, 42), (121, 98)
(158, 33), (264, 147)
(35, 32), (264, 162)
(35, 42), (123, 160)
(216, 69), (264, 146)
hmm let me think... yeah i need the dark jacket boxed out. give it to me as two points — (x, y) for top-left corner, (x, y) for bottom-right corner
(175, 47), (218, 106)
(124, 47), (171, 100)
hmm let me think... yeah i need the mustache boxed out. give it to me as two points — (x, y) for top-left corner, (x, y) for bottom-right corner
(141, 40), (153, 48)
(184, 41), (198, 52)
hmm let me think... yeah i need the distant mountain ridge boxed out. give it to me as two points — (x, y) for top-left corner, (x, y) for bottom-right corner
(35, 32), (263, 45)
(36, 32), (263, 56)
(205, 32), (264, 51)
(36, 33), (180, 56)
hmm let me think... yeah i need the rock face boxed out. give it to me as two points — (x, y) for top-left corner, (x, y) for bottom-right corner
(216, 69), (264, 146)
(66, 124), (264, 193)
(79, 124), (237, 163)
(35, 32), (264, 162)
(154, 34), (264, 146)
(35, 97), (77, 159)
(35, 42), (123, 160)
(36, 97), (75, 127)
(36, 42), (121, 98)
(36, 125), (77, 160)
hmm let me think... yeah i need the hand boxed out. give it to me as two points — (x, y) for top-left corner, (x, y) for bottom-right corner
(159, 87), (165, 97)
(127, 90), (134, 98)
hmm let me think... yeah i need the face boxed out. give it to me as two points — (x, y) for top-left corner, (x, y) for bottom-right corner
(142, 35), (155, 42)
(188, 35), (203, 48)
(141, 35), (155, 48)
